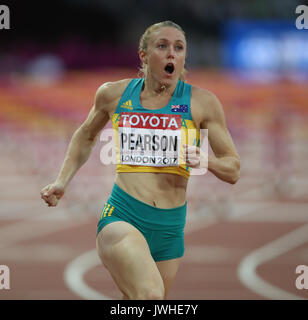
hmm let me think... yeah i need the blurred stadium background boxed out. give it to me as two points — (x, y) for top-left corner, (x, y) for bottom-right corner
(0, 0), (308, 299)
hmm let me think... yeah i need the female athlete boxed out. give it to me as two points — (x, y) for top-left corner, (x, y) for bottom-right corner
(40, 21), (240, 300)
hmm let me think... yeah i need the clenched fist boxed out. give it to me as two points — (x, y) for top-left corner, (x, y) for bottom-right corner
(183, 144), (208, 169)
(40, 182), (65, 207)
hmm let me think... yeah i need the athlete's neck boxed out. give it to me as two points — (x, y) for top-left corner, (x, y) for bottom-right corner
(143, 76), (177, 97)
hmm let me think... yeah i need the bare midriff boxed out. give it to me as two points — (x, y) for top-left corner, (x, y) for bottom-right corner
(115, 172), (188, 209)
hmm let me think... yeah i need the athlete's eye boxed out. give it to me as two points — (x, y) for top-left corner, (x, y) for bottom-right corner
(176, 45), (183, 51)
(158, 44), (166, 49)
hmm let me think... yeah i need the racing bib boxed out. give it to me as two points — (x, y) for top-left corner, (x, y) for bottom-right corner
(118, 112), (182, 167)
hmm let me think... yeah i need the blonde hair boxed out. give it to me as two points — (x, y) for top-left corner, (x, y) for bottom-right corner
(138, 21), (187, 81)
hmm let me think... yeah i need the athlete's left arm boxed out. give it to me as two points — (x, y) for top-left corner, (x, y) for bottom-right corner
(192, 87), (240, 184)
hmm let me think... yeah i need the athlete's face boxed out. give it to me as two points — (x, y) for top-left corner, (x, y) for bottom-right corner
(140, 27), (187, 85)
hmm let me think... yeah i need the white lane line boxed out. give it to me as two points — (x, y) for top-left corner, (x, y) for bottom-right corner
(184, 245), (246, 263)
(0, 199), (102, 246)
(229, 202), (308, 222)
(63, 199), (308, 300)
(0, 213), (85, 246)
(237, 223), (308, 300)
(63, 214), (217, 300)
(0, 244), (78, 262)
(63, 249), (110, 300)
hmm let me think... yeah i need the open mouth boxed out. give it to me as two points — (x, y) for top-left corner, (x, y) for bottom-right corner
(164, 63), (174, 74)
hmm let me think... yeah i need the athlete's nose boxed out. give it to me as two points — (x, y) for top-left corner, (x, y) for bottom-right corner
(167, 46), (175, 59)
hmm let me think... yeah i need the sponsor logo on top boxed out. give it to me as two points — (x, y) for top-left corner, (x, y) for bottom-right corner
(120, 100), (133, 110)
(119, 112), (181, 167)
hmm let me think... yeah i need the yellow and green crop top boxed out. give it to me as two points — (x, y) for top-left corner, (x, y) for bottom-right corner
(112, 78), (200, 179)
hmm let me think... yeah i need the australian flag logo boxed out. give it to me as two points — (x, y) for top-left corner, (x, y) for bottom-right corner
(171, 104), (188, 113)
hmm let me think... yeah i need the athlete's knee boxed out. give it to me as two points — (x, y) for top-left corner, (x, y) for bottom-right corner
(132, 276), (165, 300)
(133, 284), (165, 300)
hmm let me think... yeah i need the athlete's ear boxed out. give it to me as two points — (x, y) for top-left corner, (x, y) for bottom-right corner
(139, 50), (147, 65)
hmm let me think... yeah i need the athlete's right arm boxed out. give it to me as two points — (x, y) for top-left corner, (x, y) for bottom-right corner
(40, 80), (128, 207)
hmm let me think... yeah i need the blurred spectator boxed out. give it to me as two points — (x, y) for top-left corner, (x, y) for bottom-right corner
(1, 0), (306, 72)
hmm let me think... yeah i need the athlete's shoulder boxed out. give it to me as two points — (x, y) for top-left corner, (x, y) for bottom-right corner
(95, 78), (133, 106)
(191, 85), (225, 123)
(191, 85), (218, 104)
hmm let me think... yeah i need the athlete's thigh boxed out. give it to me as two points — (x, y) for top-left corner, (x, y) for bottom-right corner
(156, 258), (182, 299)
(96, 221), (164, 298)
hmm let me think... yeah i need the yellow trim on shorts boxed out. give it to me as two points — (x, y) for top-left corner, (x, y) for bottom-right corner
(100, 203), (107, 219)
(103, 204), (110, 217)
(108, 206), (115, 216)
(101, 203), (108, 219)
(100, 203), (115, 219)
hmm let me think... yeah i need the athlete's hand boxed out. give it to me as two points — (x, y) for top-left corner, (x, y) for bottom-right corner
(40, 182), (65, 207)
(183, 144), (208, 169)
